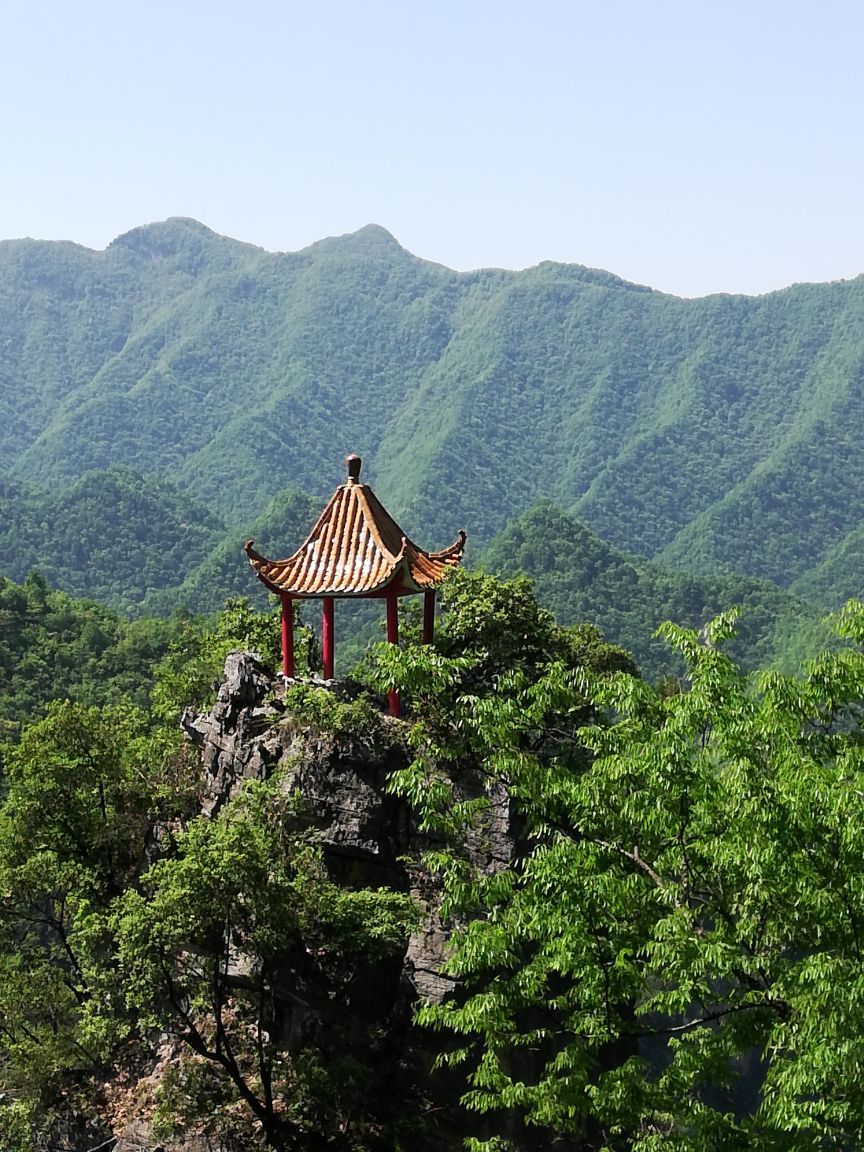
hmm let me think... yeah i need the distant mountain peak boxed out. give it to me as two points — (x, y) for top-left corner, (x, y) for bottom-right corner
(303, 224), (409, 260)
(109, 218), (261, 265)
(352, 223), (402, 245)
(111, 217), (216, 250)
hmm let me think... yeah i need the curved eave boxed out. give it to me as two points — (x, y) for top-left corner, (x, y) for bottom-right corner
(243, 537), (400, 598)
(243, 477), (466, 598)
(244, 527), (466, 599)
(400, 531), (467, 592)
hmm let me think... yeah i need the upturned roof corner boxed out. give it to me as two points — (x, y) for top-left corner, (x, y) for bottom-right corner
(244, 454), (466, 599)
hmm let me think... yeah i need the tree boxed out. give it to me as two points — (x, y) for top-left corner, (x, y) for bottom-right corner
(0, 700), (155, 1148)
(110, 779), (417, 1149)
(0, 598), (419, 1150)
(387, 601), (864, 1150)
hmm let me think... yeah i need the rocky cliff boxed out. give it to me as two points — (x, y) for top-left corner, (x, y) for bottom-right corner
(180, 651), (467, 1004)
(98, 652), (517, 1152)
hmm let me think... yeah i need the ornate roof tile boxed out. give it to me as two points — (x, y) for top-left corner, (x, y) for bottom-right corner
(244, 455), (465, 598)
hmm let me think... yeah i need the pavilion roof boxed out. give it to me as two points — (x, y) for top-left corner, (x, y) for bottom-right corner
(244, 455), (465, 598)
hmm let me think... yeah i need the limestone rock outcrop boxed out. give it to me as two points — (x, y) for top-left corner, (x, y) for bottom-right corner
(106, 652), (520, 1151)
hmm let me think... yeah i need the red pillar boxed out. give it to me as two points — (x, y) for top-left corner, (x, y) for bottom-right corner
(322, 597), (334, 680)
(422, 589), (435, 645)
(386, 590), (400, 717)
(280, 592), (295, 678)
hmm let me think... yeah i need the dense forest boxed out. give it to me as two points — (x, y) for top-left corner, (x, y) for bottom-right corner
(0, 468), (321, 615)
(483, 502), (829, 679)
(3, 217), (864, 606)
(4, 218), (864, 1149)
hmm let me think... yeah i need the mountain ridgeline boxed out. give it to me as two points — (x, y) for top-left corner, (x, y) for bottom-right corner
(2, 217), (864, 603)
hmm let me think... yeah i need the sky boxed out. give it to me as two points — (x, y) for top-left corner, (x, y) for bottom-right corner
(2, 0), (863, 298)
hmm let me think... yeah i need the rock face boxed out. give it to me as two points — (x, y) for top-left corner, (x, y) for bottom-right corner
(181, 651), (285, 819)
(179, 653), (519, 1002)
(111, 652), (519, 1151)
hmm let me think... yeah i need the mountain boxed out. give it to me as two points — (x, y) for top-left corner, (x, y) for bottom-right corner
(0, 467), (336, 618)
(0, 468), (224, 613)
(2, 471), (820, 681)
(147, 486), (325, 614)
(0, 571), (174, 736)
(3, 217), (864, 606)
(482, 503), (827, 679)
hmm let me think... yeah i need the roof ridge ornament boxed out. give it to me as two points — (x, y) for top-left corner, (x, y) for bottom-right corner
(345, 453), (362, 484)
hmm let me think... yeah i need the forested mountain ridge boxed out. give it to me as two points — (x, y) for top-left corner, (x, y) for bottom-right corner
(0, 466), (822, 679)
(483, 502), (827, 678)
(0, 468), (223, 611)
(0, 467), (321, 616)
(3, 216), (864, 604)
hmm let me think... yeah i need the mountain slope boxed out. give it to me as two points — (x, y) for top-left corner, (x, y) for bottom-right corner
(0, 468), (224, 612)
(148, 487), (326, 614)
(482, 503), (827, 679)
(4, 218), (864, 602)
(790, 518), (864, 608)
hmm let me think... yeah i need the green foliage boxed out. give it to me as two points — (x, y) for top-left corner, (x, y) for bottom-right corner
(436, 567), (634, 680)
(387, 600), (864, 1149)
(0, 467), (225, 614)
(370, 569), (633, 736)
(111, 779), (417, 1147)
(377, 571), (634, 860)
(4, 218), (864, 613)
(281, 681), (388, 748)
(0, 571), (175, 742)
(482, 501), (828, 680)
(0, 700), (161, 1135)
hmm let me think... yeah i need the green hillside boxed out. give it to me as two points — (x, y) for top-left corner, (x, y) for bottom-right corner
(146, 487), (325, 614)
(0, 468), (334, 618)
(1, 473), (823, 681)
(790, 519), (864, 607)
(482, 502), (828, 680)
(0, 468), (224, 613)
(3, 218), (864, 606)
(0, 572), (175, 737)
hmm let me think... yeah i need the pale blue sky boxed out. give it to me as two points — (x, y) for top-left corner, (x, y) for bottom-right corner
(2, 0), (862, 297)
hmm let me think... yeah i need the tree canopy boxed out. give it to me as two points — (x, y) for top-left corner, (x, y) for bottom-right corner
(386, 596), (864, 1149)
(3, 569), (864, 1148)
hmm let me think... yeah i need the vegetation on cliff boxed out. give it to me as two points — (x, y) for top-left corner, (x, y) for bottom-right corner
(4, 568), (864, 1148)
(0, 591), (421, 1150)
(386, 589), (864, 1149)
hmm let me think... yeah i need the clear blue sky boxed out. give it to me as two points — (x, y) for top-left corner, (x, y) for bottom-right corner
(3, 0), (862, 297)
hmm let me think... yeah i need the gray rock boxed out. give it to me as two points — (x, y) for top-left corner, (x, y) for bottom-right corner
(105, 653), (521, 1150)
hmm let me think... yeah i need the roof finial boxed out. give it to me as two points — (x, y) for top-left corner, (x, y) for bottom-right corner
(345, 454), (362, 483)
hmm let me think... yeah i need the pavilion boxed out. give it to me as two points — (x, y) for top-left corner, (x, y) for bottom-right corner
(244, 454), (466, 715)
